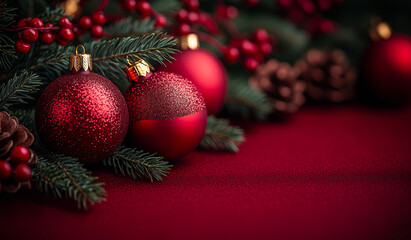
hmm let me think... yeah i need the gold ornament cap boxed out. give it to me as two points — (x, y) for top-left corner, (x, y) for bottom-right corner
(70, 45), (92, 71)
(369, 17), (392, 41)
(178, 33), (200, 50)
(125, 57), (151, 82)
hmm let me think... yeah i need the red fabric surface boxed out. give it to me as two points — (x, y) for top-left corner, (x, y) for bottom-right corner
(1, 105), (411, 240)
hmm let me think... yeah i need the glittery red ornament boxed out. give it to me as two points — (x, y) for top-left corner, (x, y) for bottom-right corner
(125, 70), (207, 161)
(35, 46), (129, 164)
(363, 34), (411, 102)
(157, 35), (227, 115)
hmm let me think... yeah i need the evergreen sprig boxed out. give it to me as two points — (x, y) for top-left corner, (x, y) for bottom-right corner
(224, 79), (273, 120)
(200, 116), (245, 153)
(0, 1), (17, 71)
(33, 154), (106, 209)
(0, 71), (42, 110)
(105, 18), (156, 37)
(103, 146), (172, 182)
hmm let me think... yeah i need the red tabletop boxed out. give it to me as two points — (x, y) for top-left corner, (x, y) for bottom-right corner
(1, 104), (411, 240)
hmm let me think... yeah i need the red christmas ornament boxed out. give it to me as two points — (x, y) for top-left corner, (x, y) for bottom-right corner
(157, 34), (227, 115)
(35, 45), (129, 164)
(363, 30), (411, 102)
(124, 59), (207, 160)
(10, 146), (31, 164)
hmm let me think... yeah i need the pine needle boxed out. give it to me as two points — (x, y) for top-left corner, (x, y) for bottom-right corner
(33, 154), (106, 210)
(0, 71), (42, 110)
(200, 116), (245, 153)
(103, 146), (172, 182)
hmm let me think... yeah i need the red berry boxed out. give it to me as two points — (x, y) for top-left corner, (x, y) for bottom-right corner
(10, 146), (31, 164)
(253, 28), (269, 43)
(56, 35), (69, 46)
(59, 27), (74, 41)
(176, 23), (190, 35)
(183, 0), (199, 11)
(44, 23), (54, 28)
(240, 39), (257, 55)
(244, 58), (259, 71)
(258, 41), (272, 55)
(217, 5), (238, 19)
(0, 161), (12, 180)
(299, 0), (315, 14)
(21, 28), (38, 43)
(13, 164), (32, 183)
(187, 11), (199, 23)
(277, 0), (293, 8)
(29, 18), (44, 28)
(91, 25), (104, 38)
(224, 46), (240, 63)
(244, 0), (259, 7)
(16, 18), (27, 28)
(154, 14), (167, 28)
(39, 32), (55, 44)
(92, 12), (106, 25)
(78, 16), (93, 30)
(136, 1), (151, 15)
(176, 9), (188, 21)
(58, 17), (73, 28)
(14, 40), (31, 54)
(319, 19), (334, 33)
(122, 0), (137, 12)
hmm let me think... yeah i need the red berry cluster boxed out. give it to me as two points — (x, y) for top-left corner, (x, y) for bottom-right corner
(121, 0), (167, 28)
(172, 0), (217, 35)
(0, 146), (33, 190)
(14, 13), (107, 54)
(223, 29), (275, 72)
(277, 0), (343, 35)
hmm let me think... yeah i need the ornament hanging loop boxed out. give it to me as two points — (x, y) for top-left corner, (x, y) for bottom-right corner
(70, 44), (92, 72)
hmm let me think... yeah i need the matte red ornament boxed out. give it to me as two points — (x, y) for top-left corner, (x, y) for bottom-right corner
(35, 46), (129, 164)
(157, 49), (227, 115)
(362, 34), (411, 102)
(125, 71), (207, 161)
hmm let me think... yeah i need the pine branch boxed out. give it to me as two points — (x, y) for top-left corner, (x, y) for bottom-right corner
(0, 0), (16, 27)
(32, 153), (106, 210)
(103, 146), (172, 182)
(224, 79), (273, 120)
(0, 35), (17, 71)
(200, 116), (245, 153)
(0, 71), (42, 110)
(105, 18), (156, 37)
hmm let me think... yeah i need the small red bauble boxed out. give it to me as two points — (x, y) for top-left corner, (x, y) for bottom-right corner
(224, 46), (240, 63)
(176, 9), (188, 21)
(183, 0), (199, 11)
(58, 17), (73, 28)
(0, 161), (12, 179)
(122, 0), (137, 12)
(91, 25), (104, 38)
(187, 11), (200, 24)
(13, 164), (32, 183)
(36, 48), (129, 164)
(59, 27), (74, 41)
(154, 14), (167, 28)
(258, 42), (272, 55)
(14, 39), (31, 54)
(244, 57), (259, 71)
(240, 39), (258, 55)
(176, 23), (191, 35)
(29, 18), (44, 28)
(362, 34), (411, 102)
(254, 28), (269, 43)
(78, 16), (93, 29)
(135, 1), (151, 15)
(157, 48), (227, 115)
(21, 28), (38, 43)
(10, 146), (31, 164)
(39, 32), (55, 44)
(125, 71), (207, 160)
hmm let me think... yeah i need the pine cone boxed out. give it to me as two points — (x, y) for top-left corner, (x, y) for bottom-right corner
(249, 59), (306, 114)
(296, 49), (357, 102)
(0, 111), (34, 157)
(0, 111), (37, 193)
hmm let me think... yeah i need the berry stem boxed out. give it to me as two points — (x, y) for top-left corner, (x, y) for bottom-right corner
(94, 0), (109, 13)
(198, 32), (225, 52)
